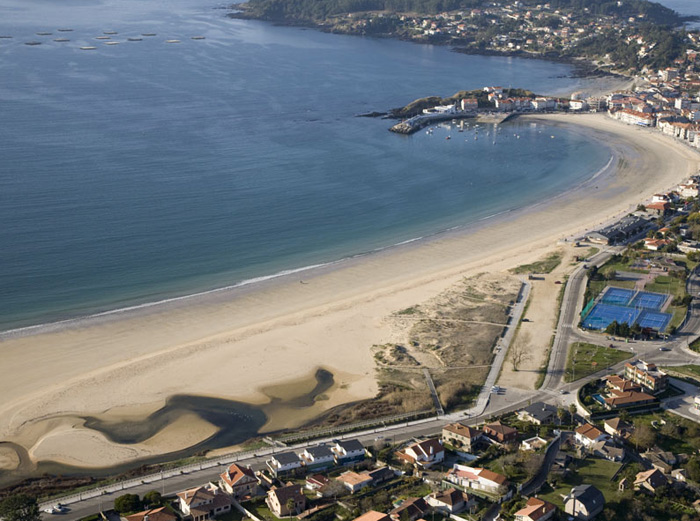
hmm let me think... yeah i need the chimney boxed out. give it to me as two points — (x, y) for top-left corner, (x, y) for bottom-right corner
(144, 516), (149, 521)
(430, 445), (434, 455)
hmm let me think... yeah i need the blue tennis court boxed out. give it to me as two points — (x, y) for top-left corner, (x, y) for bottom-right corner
(601, 287), (635, 305)
(630, 292), (667, 310)
(582, 287), (671, 331)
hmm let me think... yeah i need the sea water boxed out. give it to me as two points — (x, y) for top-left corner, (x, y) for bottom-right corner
(0, 0), (612, 330)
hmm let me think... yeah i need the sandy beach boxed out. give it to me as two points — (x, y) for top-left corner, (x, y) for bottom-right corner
(1, 113), (698, 477)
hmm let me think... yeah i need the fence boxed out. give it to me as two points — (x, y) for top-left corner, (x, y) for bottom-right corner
(38, 409), (437, 509)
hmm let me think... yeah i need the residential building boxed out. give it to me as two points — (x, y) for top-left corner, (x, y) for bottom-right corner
(267, 452), (302, 477)
(634, 468), (668, 493)
(520, 436), (547, 451)
(305, 474), (330, 491)
(176, 485), (232, 521)
(460, 98), (478, 111)
(397, 438), (444, 468)
(591, 440), (625, 462)
(338, 471), (373, 493)
(563, 485), (604, 520)
(604, 417), (634, 440)
(442, 422), (482, 451)
(611, 108), (655, 126)
(672, 468), (688, 482)
(332, 439), (366, 465)
(300, 445), (335, 470)
(604, 389), (657, 409)
(517, 402), (558, 425)
(353, 512), (391, 521)
(624, 361), (668, 393)
(514, 497), (557, 521)
(426, 488), (475, 515)
(266, 484), (306, 518)
(219, 463), (258, 498)
(445, 464), (509, 496)
(574, 423), (610, 447)
(389, 497), (429, 521)
(126, 507), (176, 521)
(483, 420), (517, 444)
(366, 466), (395, 485)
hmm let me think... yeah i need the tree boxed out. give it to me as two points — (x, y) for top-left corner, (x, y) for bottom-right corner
(0, 495), (40, 521)
(143, 491), (162, 507)
(631, 422), (656, 451)
(286, 498), (297, 518)
(509, 331), (532, 371)
(114, 494), (142, 514)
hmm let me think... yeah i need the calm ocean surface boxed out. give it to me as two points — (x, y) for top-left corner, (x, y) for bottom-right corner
(0, 0), (613, 330)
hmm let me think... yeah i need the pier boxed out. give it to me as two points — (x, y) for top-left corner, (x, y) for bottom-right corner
(389, 111), (475, 134)
(389, 110), (513, 134)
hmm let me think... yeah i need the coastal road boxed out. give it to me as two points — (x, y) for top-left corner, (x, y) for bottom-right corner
(41, 248), (700, 520)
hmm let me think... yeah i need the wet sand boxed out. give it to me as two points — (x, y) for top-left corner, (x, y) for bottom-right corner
(0, 113), (698, 478)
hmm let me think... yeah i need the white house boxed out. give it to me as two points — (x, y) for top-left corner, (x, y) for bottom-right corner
(300, 445), (335, 469)
(337, 471), (373, 493)
(266, 451), (302, 477)
(575, 423), (610, 448)
(176, 485), (232, 521)
(332, 439), (365, 464)
(397, 438), (444, 468)
(445, 464), (509, 496)
(520, 436), (548, 451)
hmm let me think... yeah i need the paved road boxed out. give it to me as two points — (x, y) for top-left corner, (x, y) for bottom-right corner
(39, 246), (700, 520)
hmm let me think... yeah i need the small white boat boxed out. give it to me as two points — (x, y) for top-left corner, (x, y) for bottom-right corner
(53, 38), (70, 42)
(24, 41), (42, 45)
(95, 36), (111, 40)
(104, 31), (118, 35)
(36, 32), (52, 36)
(80, 46), (97, 50)
(166, 39), (180, 43)
(127, 37), (143, 41)
(105, 41), (119, 45)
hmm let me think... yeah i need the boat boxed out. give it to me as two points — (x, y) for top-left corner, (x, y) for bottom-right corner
(446, 136), (451, 140)
(0, 36), (13, 39)
(190, 36), (205, 40)
(57, 29), (73, 32)
(166, 39), (180, 43)
(141, 33), (157, 36)
(24, 41), (42, 45)
(36, 32), (52, 36)
(53, 38), (70, 42)
(127, 37), (143, 41)
(104, 31), (118, 35)
(105, 41), (119, 45)
(80, 46), (97, 50)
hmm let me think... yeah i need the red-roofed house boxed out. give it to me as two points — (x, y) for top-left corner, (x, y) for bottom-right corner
(397, 438), (444, 468)
(514, 497), (556, 521)
(176, 485), (232, 521)
(126, 507), (176, 521)
(353, 512), (391, 521)
(445, 464), (509, 496)
(219, 463), (258, 498)
(426, 488), (476, 515)
(574, 423), (610, 448)
(483, 421), (517, 444)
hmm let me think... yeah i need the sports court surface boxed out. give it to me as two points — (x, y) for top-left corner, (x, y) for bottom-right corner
(582, 287), (671, 331)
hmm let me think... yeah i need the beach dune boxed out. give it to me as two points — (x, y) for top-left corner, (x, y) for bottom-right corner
(0, 114), (698, 476)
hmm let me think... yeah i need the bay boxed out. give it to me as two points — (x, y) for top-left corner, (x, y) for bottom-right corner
(0, 0), (612, 330)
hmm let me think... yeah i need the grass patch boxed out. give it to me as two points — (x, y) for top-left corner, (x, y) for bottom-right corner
(538, 458), (622, 509)
(511, 251), (563, 275)
(586, 247), (600, 258)
(564, 342), (631, 382)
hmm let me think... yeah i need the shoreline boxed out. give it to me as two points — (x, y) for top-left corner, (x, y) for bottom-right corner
(1, 113), (699, 483)
(0, 119), (608, 339)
